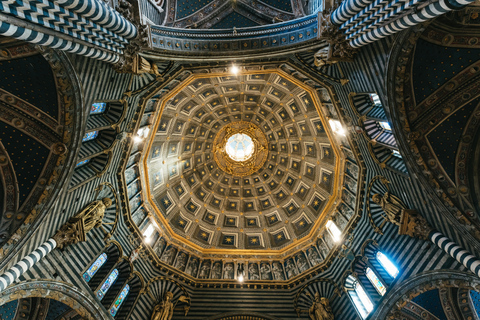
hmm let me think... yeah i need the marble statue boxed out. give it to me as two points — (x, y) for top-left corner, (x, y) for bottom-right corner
(296, 254), (309, 273)
(307, 247), (322, 266)
(211, 261), (222, 279)
(260, 263), (272, 280)
(272, 262), (284, 280)
(309, 293), (334, 320)
(285, 259), (298, 278)
(174, 252), (187, 271)
(249, 263), (260, 280)
(223, 263), (234, 279)
(186, 258), (198, 277)
(199, 261), (211, 279)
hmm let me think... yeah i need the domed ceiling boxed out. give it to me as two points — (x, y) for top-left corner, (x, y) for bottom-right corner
(144, 70), (345, 256)
(125, 63), (362, 283)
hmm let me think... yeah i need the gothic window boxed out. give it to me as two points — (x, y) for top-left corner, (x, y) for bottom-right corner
(83, 253), (107, 282)
(369, 93), (382, 107)
(76, 159), (90, 167)
(90, 102), (107, 114)
(109, 284), (130, 317)
(326, 220), (342, 242)
(376, 251), (399, 278)
(82, 130), (99, 142)
(347, 275), (374, 319)
(97, 269), (119, 301)
(379, 121), (392, 131)
(366, 267), (386, 296)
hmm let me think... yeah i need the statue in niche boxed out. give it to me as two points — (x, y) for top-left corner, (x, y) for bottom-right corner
(285, 259), (298, 278)
(373, 188), (433, 240)
(307, 247), (322, 266)
(198, 261), (211, 279)
(151, 292), (190, 320)
(309, 293), (334, 320)
(160, 247), (176, 265)
(223, 263), (234, 279)
(151, 292), (174, 320)
(211, 261), (222, 279)
(174, 252), (187, 271)
(186, 258), (199, 277)
(334, 214), (348, 231)
(272, 262), (285, 280)
(260, 262), (272, 280)
(76, 198), (112, 233)
(296, 254), (309, 273)
(372, 191), (408, 227)
(154, 238), (167, 256)
(248, 263), (260, 280)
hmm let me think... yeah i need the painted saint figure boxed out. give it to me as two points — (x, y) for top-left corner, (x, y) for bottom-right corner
(151, 292), (174, 320)
(309, 293), (334, 320)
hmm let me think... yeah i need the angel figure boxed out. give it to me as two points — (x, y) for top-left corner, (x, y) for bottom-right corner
(309, 293), (334, 320)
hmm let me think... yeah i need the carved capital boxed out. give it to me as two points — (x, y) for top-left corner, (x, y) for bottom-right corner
(52, 217), (86, 250)
(398, 209), (433, 240)
(315, 11), (357, 66)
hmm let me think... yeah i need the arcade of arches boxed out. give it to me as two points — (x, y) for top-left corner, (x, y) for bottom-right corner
(0, 0), (480, 319)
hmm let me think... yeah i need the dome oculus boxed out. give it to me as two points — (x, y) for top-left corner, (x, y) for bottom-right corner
(226, 133), (254, 161)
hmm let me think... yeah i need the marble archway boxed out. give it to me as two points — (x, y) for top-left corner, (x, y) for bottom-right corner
(0, 280), (109, 320)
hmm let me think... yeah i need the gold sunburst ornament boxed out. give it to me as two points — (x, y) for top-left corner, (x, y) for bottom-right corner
(213, 121), (268, 177)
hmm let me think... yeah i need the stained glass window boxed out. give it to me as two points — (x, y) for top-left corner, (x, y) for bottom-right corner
(97, 269), (119, 300)
(376, 252), (399, 278)
(355, 280), (374, 318)
(369, 93), (382, 106)
(366, 267), (386, 296)
(83, 131), (99, 142)
(109, 284), (129, 316)
(326, 220), (342, 242)
(379, 121), (392, 131)
(76, 159), (90, 167)
(91, 102), (107, 114)
(83, 253), (107, 282)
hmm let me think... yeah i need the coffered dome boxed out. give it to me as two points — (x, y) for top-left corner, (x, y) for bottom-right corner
(141, 69), (351, 259)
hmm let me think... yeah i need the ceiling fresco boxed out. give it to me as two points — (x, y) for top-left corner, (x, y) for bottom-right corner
(122, 62), (363, 283)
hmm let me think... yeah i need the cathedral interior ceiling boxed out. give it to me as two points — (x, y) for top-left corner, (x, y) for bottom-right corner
(123, 62), (363, 283)
(166, 0), (303, 29)
(0, 44), (80, 255)
(391, 23), (480, 239)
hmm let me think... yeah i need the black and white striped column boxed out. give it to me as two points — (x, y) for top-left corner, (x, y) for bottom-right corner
(0, 238), (57, 292)
(430, 231), (480, 278)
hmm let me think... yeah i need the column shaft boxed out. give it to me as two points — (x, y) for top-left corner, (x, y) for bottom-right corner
(0, 239), (57, 292)
(430, 231), (480, 278)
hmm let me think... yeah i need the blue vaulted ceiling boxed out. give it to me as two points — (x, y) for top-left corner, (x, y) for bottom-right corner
(176, 0), (215, 19)
(211, 11), (259, 29)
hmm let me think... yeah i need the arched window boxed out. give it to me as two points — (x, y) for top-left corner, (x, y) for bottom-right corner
(91, 102), (107, 114)
(376, 251), (399, 278)
(97, 269), (119, 301)
(326, 220), (342, 242)
(346, 275), (374, 319)
(366, 267), (386, 296)
(379, 122), (392, 131)
(109, 284), (130, 317)
(76, 159), (90, 167)
(83, 130), (99, 142)
(83, 253), (107, 282)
